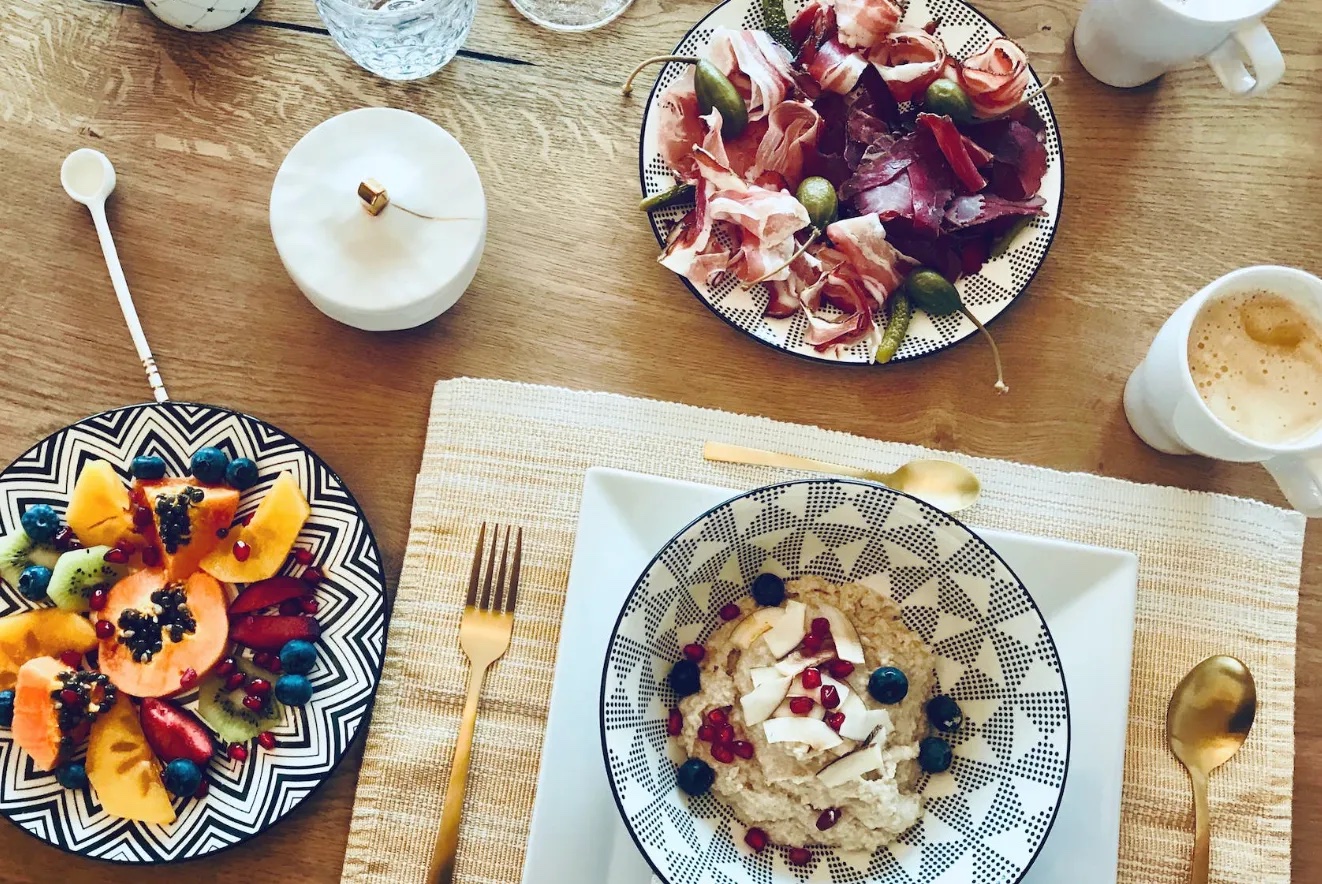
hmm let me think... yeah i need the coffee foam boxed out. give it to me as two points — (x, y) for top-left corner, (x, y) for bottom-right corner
(1188, 289), (1322, 445)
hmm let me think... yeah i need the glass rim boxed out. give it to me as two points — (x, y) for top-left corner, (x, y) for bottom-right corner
(316, 0), (461, 16)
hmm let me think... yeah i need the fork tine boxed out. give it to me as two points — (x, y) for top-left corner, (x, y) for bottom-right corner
(465, 523), (486, 609)
(504, 528), (523, 614)
(492, 526), (510, 612)
(479, 524), (500, 610)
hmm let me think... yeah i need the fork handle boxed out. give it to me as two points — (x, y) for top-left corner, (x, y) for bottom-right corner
(427, 663), (489, 884)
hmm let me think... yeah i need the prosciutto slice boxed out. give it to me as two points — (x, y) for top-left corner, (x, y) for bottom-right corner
(944, 193), (1046, 229)
(656, 68), (704, 181)
(709, 28), (796, 121)
(659, 188), (738, 285)
(751, 100), (822, 189)
(958, 37), (1032, 118)
(795, 5), (868, 95)
(765, 251), (827, 317)
(833, 0), (901, 50)
(916, 113), (986, 193)
(701, 109), (768, 182)
(869, 28), (948, 102)
(824, 215), (911, 306)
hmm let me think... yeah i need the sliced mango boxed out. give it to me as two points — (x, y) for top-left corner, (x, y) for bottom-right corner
(87, 694), (176, 825)
(66, 460), (134, 548)
(201, 473), (310, 583)
(0, 609), (97, 691)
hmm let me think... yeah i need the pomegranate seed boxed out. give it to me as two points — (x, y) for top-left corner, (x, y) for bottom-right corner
(731, 740), (755, 759)
(827, 659), (855, 679)
(810, 617), (831, 637)
(705, 708), (728, 727)
(697, 724), (717, 742)
(232, 541), (252, 562)
(228, 743), (248, 762)
(683, 644), (706, 663)
(667, 708), (683, 736)
(801, 668), (822, 690)
(194, 779), (209, 798)
(788, 847), (812, 866)
(820, 685), (840, 710)
(179, 668), (198, 690)
(718, 603), (741, 621)
(716, 724), (735, 744)
(253, 651), (274, 670)
(257, 731), (277, 750)
(744, 828), (768, 852)
(132, 506), (154, 528)
(789, 696), (814, 715)
(89, 588), (108, 611)
(215, 658), (236, 678)
(114, 537), (137, 554)
(293, 548), (315, 566)
(238, 512), (254, 527)
(59, 650), (82, 669)
(824, 711), (845, 732)
(300, 597), (320, 615)
(711, 743), (735, 764)
(245, 678), (272, 697)
(267, 656), (282, 673)
(94, 620), (114, 639)
(53, 527), (80, 551)
(225, 671), (248, 692)
(278, 599), (302, 616)
(104, 547), (129, 565)
(140, 546), (162, 567)
(816, 808), (841, 830)
(59, 689), (81, 705)
(242, 694), (265, 711)
(302, 567), (325, 586)
(800, 633), (824, 654)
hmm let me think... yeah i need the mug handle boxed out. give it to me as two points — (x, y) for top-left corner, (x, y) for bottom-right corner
(1264, 454), (1322, 517)
(1205, 21), (1285, 96)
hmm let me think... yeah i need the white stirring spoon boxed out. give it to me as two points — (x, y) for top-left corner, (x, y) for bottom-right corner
(60, 148), (169, 403)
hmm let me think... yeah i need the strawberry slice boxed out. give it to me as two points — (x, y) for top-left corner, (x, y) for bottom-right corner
(229, 615), (321, 651)
(140, 698), (214, 766)
(229, 576), (308, 615)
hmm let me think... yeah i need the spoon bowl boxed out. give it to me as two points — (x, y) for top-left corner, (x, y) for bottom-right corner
(61, 148), (116, 205)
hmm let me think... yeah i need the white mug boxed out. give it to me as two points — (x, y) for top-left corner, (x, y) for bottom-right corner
(1074, 0), (1285, 95)
(1125, 266), (1322, 516)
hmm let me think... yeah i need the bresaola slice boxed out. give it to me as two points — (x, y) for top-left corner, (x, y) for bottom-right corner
(229, 614), (321, 651)
(916, 113), (987, 194)
(944, 194), (1046, 229)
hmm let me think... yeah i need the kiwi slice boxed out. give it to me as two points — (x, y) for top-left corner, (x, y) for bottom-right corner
(0, 530), (61, 592)
(47, 546), (126, 612)
(197, 657), (285, 744)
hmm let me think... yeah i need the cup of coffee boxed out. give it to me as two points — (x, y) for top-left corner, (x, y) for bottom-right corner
(1074, 0), (1284, 95)
(1125, 266), (1322, 515)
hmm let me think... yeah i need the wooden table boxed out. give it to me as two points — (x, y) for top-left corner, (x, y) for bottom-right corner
(0, 0), (1317, 879)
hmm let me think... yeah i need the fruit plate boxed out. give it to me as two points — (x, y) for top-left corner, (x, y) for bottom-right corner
(0, 402), (389, 863)
(521, 468), (1136, 884)
(637, 0), (1064, 365)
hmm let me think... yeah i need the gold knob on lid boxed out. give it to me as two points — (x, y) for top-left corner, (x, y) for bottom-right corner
(358, 178), (389, 215)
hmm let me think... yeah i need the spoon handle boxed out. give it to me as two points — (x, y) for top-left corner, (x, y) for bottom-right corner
(703, 442), (891, 484)
(89, 203), (169, 403)
(1189, 767), (1211, 884)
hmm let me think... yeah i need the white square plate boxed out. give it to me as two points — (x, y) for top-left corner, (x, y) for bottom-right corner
(520, 469), (1139, 884)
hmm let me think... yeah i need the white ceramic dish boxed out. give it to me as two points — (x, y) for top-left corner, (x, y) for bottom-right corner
(520, 468), (1137, 884)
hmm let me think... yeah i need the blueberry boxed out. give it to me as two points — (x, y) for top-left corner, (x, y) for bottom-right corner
(225, 457), (259, 490)
(867, 667), (909, 705)
(275, 673), (314, 706)
(55, 762), (88, 790)
(750, 573), (786, 607)
(0, 690), (13, 728)
(279, 639), (317, 675)
(918, 736), (953, 774)
(667, 659), (701, 698)
(675, 758), (715, 796)
(926, 695), (963, 732)
(131, 455), (167, 481)
(18, 565), (52, 601)
(190, 447), (230, 484)
(20, 505), (60, 544)
(162, 758), (202, 797)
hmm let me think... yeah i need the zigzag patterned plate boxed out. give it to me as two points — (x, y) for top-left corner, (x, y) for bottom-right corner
(601, 480), (1069, 884)
(0, 402), (388, 863)
(638, 0), (1063, 364)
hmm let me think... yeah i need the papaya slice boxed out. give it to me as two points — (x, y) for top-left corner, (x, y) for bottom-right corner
(87, 693), (175, 825)
(201, 473), (310, 584)
(66, 460), (135, 549)
(11, 656), (68, 771)
(135, 479), (239, 581)
(98, 570), (229, 698)
(0, 610), (97, 691)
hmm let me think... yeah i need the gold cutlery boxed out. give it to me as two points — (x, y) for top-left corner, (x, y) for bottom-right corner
(702, 442), (983, 513)
(1167, 655), (1257, 884)
(426, 524), (524, 884)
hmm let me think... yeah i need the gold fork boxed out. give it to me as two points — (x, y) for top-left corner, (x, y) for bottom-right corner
(426, 523), (523, 884)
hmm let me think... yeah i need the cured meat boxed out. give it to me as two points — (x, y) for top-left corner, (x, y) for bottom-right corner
(656, 68), (704, 181)
(916, 113), (986, 193)
(709, 27), (797, 121)
(944, 193), (1046, 229)
(701, 109), (768, 181)
(853, 172), (911, 219)
(967, 119), (1047, 200)
(869, 28), (947, 102)
(752, 100), (822, 189)
(833, 0), (901, 50)
(764, 251), (827, 317)
(958, 37), (1032, 118)
(795, 5), (868, 95)
(824, 214), (911, 306)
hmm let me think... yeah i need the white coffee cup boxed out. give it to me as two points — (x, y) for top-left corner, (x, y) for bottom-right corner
(1074, 0), (1284, 95)
(1125, 266), (1322, 515)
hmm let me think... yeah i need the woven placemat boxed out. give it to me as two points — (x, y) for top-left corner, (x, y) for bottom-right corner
(340, 378), (1302, 884)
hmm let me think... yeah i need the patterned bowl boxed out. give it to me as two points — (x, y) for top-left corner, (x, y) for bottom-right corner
(600, 479), (1069, 884)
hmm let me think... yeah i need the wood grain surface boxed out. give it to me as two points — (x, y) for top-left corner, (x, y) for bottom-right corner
(0, 0), (1318, 880)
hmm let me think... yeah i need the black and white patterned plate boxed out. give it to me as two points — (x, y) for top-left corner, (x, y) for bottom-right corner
(0, 402), (388, 863)
(601, 480), (1069, 884)
(638, 0), (1063, 364)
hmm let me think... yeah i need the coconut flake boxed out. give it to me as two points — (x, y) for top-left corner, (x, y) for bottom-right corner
(731, 608), (784, 650)
(763, 600), (807, 658)
(774, 649), (834, 677)
(817, 603), (866, 664)
(763, 717), (844, 751)
(740, 674), (794, 725)
(750, 666), (782, 688)
(817, 742), (885, 787)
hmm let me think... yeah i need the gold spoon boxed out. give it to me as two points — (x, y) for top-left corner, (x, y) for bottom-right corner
(1166, 655), (1258, 884)
(702, 442), (982, 512)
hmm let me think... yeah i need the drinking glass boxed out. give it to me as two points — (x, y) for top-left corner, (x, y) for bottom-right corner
(315, 0), (476, 81)
(509, 0), (632, 32)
